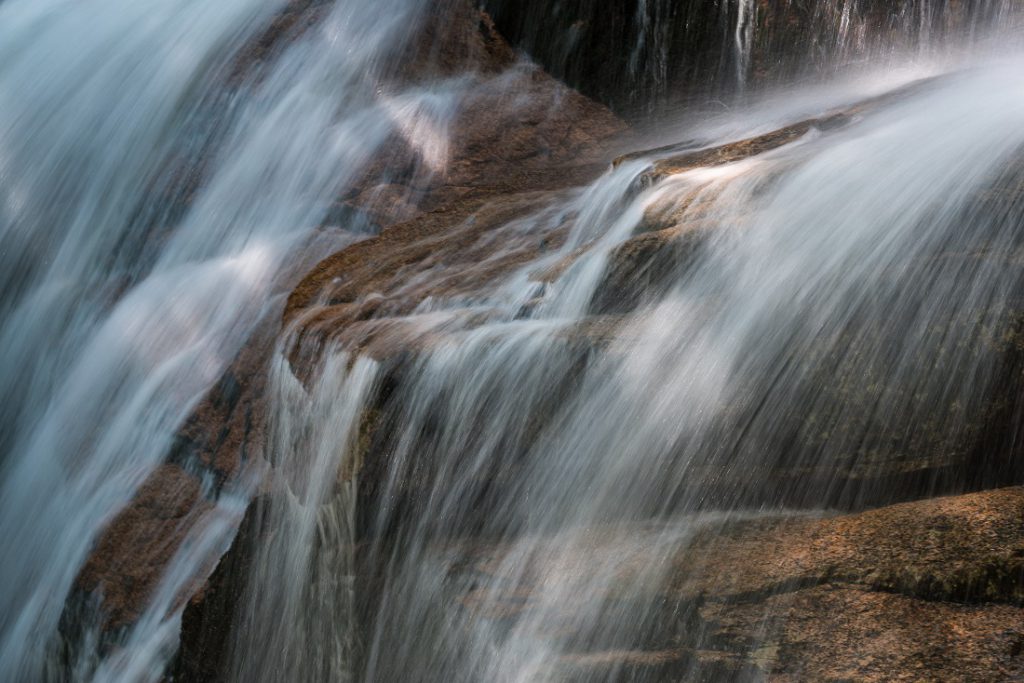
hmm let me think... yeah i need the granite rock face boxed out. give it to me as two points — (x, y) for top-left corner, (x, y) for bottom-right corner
(61, 2), (1024, 681)
(444, 487), (1024, 680)
(62, 0), (626, 660)
(482, 0), (1012, 116)
(179, 487), (1024, 680)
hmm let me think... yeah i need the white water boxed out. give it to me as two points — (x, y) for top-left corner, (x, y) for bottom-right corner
(733, 0), (755, 87)
(0, 0), (463, 679)
(3, 1), (1024, 681)
(224, 351), (378, 683)
(299, 57), (1024, 680)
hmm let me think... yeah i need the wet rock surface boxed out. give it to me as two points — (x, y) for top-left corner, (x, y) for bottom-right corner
(178, 488), (1024, 681)
(60, 2), (1024, 680)
(285, 72), (627, 332)
(443, 487), (1024, 680)
(278, 74), (1024, 557)
(481, 0), (1013, 116)
(64, 0), (625, 657)
(124, 93), (1024, 677)
(172, 496), (272, 683)
(69, 465), (212, 634)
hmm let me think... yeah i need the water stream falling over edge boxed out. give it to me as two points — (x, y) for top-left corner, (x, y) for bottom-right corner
(2, 1), (1024, 681)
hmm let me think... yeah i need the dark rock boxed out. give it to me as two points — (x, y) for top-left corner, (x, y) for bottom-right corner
(171, 497), (272, 683)
(482, 0), (1010, 116)
(67, 465), (212, 635)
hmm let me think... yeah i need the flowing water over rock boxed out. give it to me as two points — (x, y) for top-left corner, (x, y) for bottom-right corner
(482, 0), (1021, 114)
(0, 0), (462, 678)
(2, 1), (1024, 681)
(276, 59), (1024, 681)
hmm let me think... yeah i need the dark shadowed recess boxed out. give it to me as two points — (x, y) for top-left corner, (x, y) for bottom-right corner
(481, 0), (1012, 118)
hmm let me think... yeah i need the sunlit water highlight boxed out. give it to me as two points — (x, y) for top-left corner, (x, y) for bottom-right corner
(2, 1), (1024, 681)
(263, 53), (1024, 681)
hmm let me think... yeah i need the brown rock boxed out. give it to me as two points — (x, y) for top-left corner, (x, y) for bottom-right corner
(590, 221), (715, 314)
(395, 1), (516, 80)
(704, 586), (1024, 682)
(445, 487), (1024, 681)
(673, 486), (1024, 605)
(172, 496), (273, 683)
(66, 0), (628, 654)
(285, 68), (627, 361)
(70, 465), (212, 633)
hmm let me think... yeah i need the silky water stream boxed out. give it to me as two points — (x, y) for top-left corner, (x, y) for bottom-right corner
(2, 1), (1024, 681)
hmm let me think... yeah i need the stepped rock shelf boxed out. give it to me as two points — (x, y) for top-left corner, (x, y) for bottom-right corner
(29, 1), (1024, 681)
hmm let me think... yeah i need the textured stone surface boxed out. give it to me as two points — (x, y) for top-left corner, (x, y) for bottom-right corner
(66, 0), (626, 652)
(62, 5), (1024, 680)
(70, 465), (212, 633)
(448, 487), (1024, 680)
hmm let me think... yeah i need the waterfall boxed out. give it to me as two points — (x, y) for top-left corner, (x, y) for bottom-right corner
(345, 57), (1024, 680)
(482, 0), (1023, 115)
(0, 0), (458, 679)
(223, 349), (378, 682)
(733, 0), (755, 88)
(3, 0), (1024, 681)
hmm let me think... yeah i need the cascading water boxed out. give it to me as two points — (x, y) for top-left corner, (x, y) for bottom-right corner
(733, 0), (755, 87)
(222, 351), (378, 683)
(484, 0), (1021, 115)
(0, 0), (465, 679)
(338, 59), (1024, 680)
(4, 0), (1024, 681)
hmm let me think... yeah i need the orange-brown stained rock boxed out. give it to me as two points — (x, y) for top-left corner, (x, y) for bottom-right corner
(396, 1), (516, 80)
(625, 111), (853, 186)
(63, 258), (298, 641)
(447, 488), (1024, 680)
(705, 586), (1024, 682)
(668, 487), (1024, 604)
(284, 65), (628, 366)
(285, 69), (627, 316)
(72, 464), (213, 632)
(66, 0), (627, 646)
